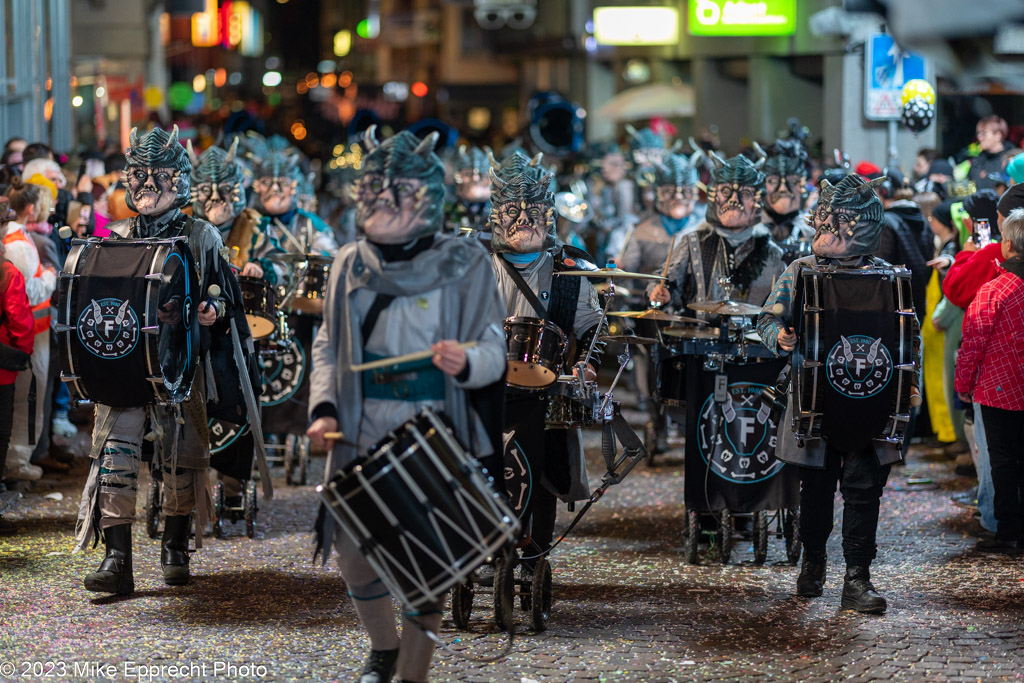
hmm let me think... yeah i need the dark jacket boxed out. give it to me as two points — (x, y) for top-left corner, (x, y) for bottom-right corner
(878, 201), (932, 321)
(969, 142), (1018, 191)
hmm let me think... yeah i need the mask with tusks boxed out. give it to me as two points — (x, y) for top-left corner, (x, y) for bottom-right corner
(761, 139), (809, 214)
(810, 174), (887, 258)
(188, 138), (247, 222)
(489, 150), (557, 254)
(704, 150), (766, 230)
(122, 125), (192, 213)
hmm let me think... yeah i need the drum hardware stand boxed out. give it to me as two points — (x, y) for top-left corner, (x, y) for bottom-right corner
(574, 277), (618, 397)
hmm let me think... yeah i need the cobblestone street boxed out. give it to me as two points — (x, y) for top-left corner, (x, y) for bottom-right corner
(1, 408), (1022, 682)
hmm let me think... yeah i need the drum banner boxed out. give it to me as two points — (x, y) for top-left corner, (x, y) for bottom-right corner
(685, 357), (798, 512)
(819, 272), (897, 451)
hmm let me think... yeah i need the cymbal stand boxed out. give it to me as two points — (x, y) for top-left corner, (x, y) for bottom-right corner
(574, 277), (616, 394)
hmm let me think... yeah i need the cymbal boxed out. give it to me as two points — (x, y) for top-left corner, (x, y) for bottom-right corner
(594, 282), (631, 297)
(608, 309), (707, 324)
(687, 300), (763, 316)
(273, 252), (333, 263)
(555, 267), (666, 280)
(598, 334), (659, 345)
(662, 326), (721, 340)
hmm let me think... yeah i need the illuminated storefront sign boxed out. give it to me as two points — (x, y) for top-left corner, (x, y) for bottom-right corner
(593, 7), (680, 46)
(190, 0), (262, 55)
(688, 0), (796, 37)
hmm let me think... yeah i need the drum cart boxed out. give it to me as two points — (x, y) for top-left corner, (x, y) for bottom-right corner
(450, 546), (553, 633)
(211, 477), (259, 539)
(682, 508), (800, 565)
(263, 433), (310, 487)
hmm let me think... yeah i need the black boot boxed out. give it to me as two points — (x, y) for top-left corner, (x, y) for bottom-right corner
(796, 552), (826, 597)
(358, 648), (399, 683)
(84, 524), (134, 594)
(840, 565), (887, 613)
(161, 515), (191, 586)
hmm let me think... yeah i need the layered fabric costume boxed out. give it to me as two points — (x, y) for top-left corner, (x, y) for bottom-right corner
(488, 151), (606, 554)
(309, 130), (506, 683)
(757, 174), (922, 613)
(760, 139), (814, 264)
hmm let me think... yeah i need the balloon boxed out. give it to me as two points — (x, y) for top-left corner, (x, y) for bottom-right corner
(901, 96), (935, 134)
(901, 79), (935, 107)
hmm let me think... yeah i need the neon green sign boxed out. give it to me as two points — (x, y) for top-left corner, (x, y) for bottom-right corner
(688, 0), (796, 36)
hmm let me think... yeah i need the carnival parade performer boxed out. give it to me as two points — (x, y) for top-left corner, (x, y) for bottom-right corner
(757, 173), (922, 613)
(75, 126), (258, 594)
(306, 128), (507, 683)
(760, 139), (814, 264)
(488, 150), (606, 559)
(444, 144), (492, 240)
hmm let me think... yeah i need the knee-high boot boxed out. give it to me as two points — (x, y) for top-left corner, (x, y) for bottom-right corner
(83, 524), (134, 595)
(161, 515), (191, 585)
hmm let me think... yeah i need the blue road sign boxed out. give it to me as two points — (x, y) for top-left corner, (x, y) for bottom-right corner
(864, 33), (927, 121)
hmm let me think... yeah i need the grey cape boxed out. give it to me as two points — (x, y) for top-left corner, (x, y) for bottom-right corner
(309, 235), (508, 561)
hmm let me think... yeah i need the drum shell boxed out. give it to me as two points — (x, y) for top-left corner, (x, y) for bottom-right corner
(289, 257), (331, 314)
(320, 410), (518, 609)
(504, 317), (566, 389)
(545, 380), (598, 428)
(58, 238), (199, 407)
(237, 275), (277, 339)
(657, 355), (687, 406)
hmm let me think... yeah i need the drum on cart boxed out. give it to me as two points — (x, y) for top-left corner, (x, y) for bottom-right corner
(57, 237), (199, 406)
(318, 408), (519, 609)
(504, 317), (566, 389)
(546, 378), (600, 428)
(237, 275), (277, 339)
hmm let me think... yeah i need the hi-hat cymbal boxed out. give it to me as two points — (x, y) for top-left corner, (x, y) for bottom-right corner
(594, 282), (631, 297)
(273, 252), (333, 263)
(687, 300), (763, 316)
(608, 309), (707, 324)
(598, 334), (659, 345)
(555, 267), (666, 280)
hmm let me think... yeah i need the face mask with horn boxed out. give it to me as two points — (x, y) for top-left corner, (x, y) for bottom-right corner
(355, 126), (446, 244)
(252, 151), (302, 216)
(189, 138), (247, 225)
(704, 151), (766, 230)
(451, 144), (492, 203)
(653, 151), (700, 221)
(488, 150), (556, 254)
(809, 174), (886, 258)
(761, 139), (809, 217)
(123, 125), (192, 216)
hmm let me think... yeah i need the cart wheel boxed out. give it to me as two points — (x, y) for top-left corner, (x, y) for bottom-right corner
(297, 435), (310, 486)
(211, 481), (225, 538)
(683, 509), (700, 564)
(752, 511), (769, 565)
(529, 559), (552, 632)
(493, 553), (516, 630)
(244, 480), (258, 538)
(284, 434), (297, 485)
(783, 508), (802, 565)
(145, 478), (161, 539)
(717, 509), (733, 565)
(451, 580), (474, 630)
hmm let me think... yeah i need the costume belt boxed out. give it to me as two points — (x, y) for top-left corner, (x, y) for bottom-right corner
(361, 351), (446, 402)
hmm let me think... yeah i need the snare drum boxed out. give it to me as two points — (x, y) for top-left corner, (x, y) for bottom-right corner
(504, 317), (566, 389)
(317, 409), (519, 609)
(289, 255), (332, 314)
(58, 237), (199, 406)
(546, 379), (599, 428)
(237, 275), (277, 339)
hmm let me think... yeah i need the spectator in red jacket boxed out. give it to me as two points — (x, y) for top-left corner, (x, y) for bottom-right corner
(942, 183), (1024, 308)
(0, 196), (35, 534)
(955, 207), (1024, 554)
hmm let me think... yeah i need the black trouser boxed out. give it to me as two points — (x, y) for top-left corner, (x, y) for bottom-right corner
(798, 445), (891, 568)
(504, 393), (565, 555)
(0, 383), (14, 477)
(979, 405), (1024, 541)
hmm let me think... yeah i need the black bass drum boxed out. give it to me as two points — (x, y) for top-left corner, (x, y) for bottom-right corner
(58, 237), (199, 407)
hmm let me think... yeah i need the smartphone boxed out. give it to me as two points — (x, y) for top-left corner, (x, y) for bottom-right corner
(974, 218), (992, 247)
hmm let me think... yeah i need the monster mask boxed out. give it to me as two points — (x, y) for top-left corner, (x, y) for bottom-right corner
(489, 151), (556, 254)
(451, 145), (492, 203)
(188, 138), (246, 225)
(356, 126), (445, 244)
(761, 139), (808, 219)
(705, 152), (766, 230)
(253, 152), (301, 216)
(810, 174), (886, 258)
(653, 151), (701, 221)
(123, 126), (191, 216)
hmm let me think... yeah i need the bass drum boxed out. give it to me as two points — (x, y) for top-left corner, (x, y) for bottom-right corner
(260, 333), (306, 407)
(58, 237), (199, 407)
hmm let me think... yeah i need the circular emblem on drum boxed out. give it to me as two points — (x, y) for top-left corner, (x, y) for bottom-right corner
(209, 417), (250, 454)
(261, 336), (306, 406)
(825, 335), (892, 399)
(76, 297), (140, 360)
(697, 382), (784, 485)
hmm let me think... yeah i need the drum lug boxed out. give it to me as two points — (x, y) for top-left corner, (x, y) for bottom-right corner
(803, 306), (822, 313)
(801, 360), (822, 368)
(58, 271), (77, 280)
(142, 325), (160, 336)
(896, 309), (916, 316)
(144, 273), (165, 282)
(60, 373), (80, 382)
(895, 363), (915, 372)
(54, 323), (75, 333)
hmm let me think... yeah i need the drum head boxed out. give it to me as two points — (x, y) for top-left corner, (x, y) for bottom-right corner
(158, 242), (200, 402)
(506, 362), (557, 388)
(247, 314), (277, 339)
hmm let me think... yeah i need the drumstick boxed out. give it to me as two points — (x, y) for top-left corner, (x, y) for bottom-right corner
(660, 233), (680, 280)
(323, 432), (344, 440)
(204, 284), (221, 312)
(350, 341), (477, 373)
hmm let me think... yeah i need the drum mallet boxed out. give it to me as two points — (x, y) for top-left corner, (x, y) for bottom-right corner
(323, 432), (343, 440)
(58, 225), (73, 239)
